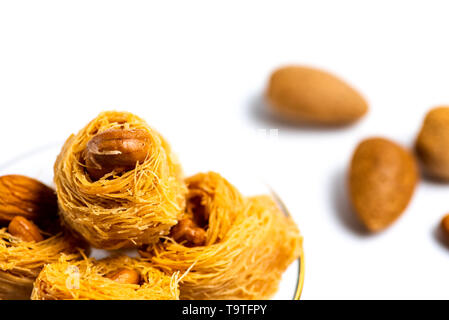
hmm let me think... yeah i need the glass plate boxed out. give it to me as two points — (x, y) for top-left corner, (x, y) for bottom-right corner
(0, 143), (304, 300)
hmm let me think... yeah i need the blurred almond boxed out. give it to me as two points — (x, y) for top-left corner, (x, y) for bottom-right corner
(349, 138), (418, 232)
(415, 106), (449, 180)
(266, 65), (368, 126)
(441, 214), (449, 238)
(0, 175), (57, 223)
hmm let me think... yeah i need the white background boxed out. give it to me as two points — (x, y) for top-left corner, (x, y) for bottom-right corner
(1, 0), (449, 299)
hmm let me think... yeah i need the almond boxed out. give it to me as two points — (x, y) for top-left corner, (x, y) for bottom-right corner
(0, 175), (57, 223)
(349, 137), (418, 232)
(266, 65), (368, 125)
(170, 218), (207, 247)
(8, 216), (44, 242)
(106, 268), (140, 284)
(441, 214), (449, 237)
(84, 128), (151, 180)
(415, 106), (449, 180)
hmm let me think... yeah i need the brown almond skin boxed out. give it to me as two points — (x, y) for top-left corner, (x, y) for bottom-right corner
(8, 216), (44, 242)
(106, 268), (140, 285)
(266, 66), (368, 126)
(415, 106), (449, 181)
(441, 214), (449, 237)
(349, 138), (418, 232)
(84, 128), (151, 180)
(0, 175), (58, 223)
(170, 218), (207, 247)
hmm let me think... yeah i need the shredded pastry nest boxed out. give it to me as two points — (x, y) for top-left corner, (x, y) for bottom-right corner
(142, 172), (303, 300)
(54, 111), (186, 249)
(31, 255), (179, 300)
(0, 228), (83, 300)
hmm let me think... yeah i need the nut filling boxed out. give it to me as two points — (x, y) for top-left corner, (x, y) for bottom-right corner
(170, 196), (208, 247)
(83, 128), (151, 181)
(106, 268), (141, 285)
(8, 216), (44, 242)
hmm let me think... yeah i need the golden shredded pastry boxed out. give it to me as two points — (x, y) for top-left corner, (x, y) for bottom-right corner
(31, 255), (179, 300)
(54, 111), (186, 249)
(0, 228), (83, 300)
(142, 172), (302, 300)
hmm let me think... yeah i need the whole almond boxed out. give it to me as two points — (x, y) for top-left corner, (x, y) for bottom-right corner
(84, 128), (151, 180)
(349, 138), (418, 232)
(106, 268), (140, 284)
(266, 66), (368, 125)
(170, 218), (207, 247)
(8, 216), (44, 242)
(415, 106), (449, 180)
(0, 175), (57, 223)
